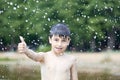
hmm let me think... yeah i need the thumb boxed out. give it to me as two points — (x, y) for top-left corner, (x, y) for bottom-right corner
(19, 36), (25, 43)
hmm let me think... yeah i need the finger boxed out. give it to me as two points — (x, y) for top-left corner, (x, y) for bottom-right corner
(18, 49), (24, 53)
(18, 43), (25, 47)
(19, 36), (25, 43)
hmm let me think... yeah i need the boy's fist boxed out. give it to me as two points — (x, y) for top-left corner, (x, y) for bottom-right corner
(18, 36), (28, 53)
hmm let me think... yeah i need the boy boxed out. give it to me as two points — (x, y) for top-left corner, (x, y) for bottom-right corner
(18, 23), (78, 80)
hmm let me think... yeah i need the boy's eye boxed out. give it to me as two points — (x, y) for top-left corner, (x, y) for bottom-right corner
(54, 38), (59, 41)
(62, 39), (67, 42)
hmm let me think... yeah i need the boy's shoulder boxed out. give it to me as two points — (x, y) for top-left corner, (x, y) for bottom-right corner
(39, 51), (56, 57)
(65, 53), (77, 62)
(38, 52), (48, 57)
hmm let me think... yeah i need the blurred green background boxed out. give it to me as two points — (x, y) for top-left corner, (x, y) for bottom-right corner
(0, 0), (120, 79)
(0, 0), (120, 52)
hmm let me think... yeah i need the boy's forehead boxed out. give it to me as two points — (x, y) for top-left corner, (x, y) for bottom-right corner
(52, 35), (70, 39)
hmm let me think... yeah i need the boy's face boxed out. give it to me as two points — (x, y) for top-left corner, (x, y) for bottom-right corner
(49, 35), (70, 55)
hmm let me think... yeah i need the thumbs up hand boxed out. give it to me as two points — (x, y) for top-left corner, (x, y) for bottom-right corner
(18, 36), (28, 53)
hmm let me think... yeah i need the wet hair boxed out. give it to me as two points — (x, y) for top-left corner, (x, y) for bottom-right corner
(49, 23), (70, 38)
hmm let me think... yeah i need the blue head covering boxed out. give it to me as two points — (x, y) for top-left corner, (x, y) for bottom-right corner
(49, 23), (70, 36)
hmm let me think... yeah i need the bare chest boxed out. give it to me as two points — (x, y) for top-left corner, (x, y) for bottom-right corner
(44, 55), (72, 72)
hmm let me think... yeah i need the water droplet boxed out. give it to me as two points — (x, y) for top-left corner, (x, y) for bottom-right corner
(25, 7), (28, 10)
(36, 0), (39, 3)
(95, 32), (98, 35)
(62, 20), (65, 23)
(0, 42), (3, 44)
(17, 5), (20, 8)
(27, 33), (30, 35)
(25, 20), (28, 22)
(77, 18), (79, 21)
(2, 75), (5, 78)
(48, 18), (50, 21)
(105, 6), (108, 9)
(98, 48), (101, 51)
(13, 7), (17, 10)
(0, 10), (4, 14)
(45, 12), (47, 15)
(104, 19), (107, 21)
(108, 37), (111, 39)
(9, 2), (13, 5)
(32, 10), (36, 12)
(94, 36), (96, 39)
(2, 48), (4, 51)
(43, 16), (46, 18)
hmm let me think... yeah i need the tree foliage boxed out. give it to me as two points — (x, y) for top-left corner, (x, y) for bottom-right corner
(0, 0), (120, 51)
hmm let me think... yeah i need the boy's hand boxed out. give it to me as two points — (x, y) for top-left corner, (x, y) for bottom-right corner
(18, 36), (28, 53)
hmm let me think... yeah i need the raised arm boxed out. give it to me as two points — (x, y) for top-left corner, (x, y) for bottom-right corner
(18, 36), (44, 62)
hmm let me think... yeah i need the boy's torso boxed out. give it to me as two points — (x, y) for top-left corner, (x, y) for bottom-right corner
(40, 52), (75, 80)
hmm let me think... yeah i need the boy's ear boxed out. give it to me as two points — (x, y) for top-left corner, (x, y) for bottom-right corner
(67, 38), (71, 46)
(49, 37), (52, 44)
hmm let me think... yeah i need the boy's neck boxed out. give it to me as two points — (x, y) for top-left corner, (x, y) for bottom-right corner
(50, 50), (64, 56)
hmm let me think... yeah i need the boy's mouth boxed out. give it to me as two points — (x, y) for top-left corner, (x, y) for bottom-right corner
(55, 47), (63, 50)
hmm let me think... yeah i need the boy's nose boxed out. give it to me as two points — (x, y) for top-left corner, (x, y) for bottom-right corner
(58, 41), (62, 46)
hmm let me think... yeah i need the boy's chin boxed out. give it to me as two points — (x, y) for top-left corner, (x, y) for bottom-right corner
(54, 51), (64, 55)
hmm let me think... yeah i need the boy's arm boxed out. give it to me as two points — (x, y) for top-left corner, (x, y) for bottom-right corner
(18, 36), (44, 62)
(24, 49), (44, 62)
(70, 59), (78, 80)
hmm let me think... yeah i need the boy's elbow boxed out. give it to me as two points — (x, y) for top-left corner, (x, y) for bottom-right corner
(36, 57), (44, 63)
